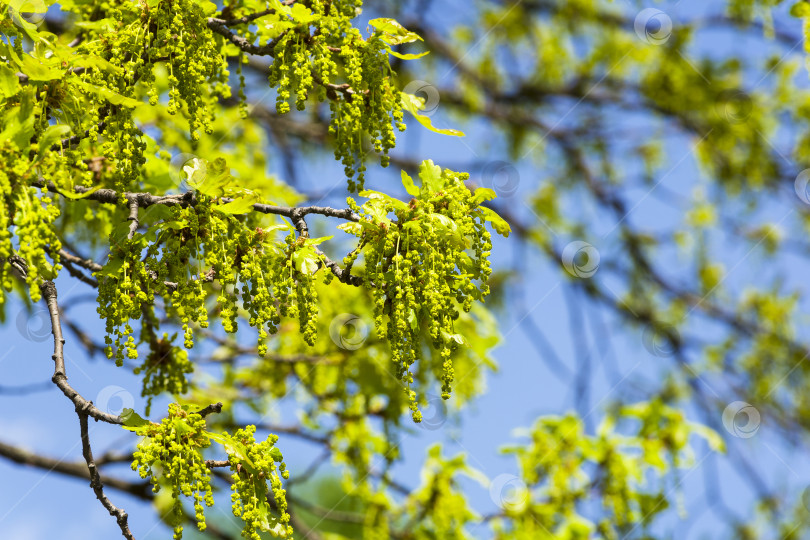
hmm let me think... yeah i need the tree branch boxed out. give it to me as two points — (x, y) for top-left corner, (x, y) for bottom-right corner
(41, 281), (123, 425)
(206, 18), (284, 56)
(0, 439), (150, 499)
(37, 181), (363, 286)
(38, 279), (136, 536)
(78, 405), (134, 539)
(195, 402), (223, 417)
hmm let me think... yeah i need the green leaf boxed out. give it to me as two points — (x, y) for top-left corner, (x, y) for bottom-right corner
(290, 3), (314, 24)
(401, 93), (465, 137)
(55, 185), (103, 200)
(73, 18), (116, 31)
(70, 54), (124, 76)
(19, 53), (62, 81)
(37, 124), (71, 155)
(183, 158), (207, 187)
(410, 110), (464, 136)
(418, 159), (444, 193)
(441, 330), (469, 347)
(10, 0), (48, 41)
(408, 308), (419, 332)
(362, 198), (394, 225)
(0, 87), (36, 150)
(368, 18), (422, 44)
(479, 206), (511, 237)
(260, 18), (294, 39)
(172, 418), (197, 438)
(268, 0), (292, 15)
(186, 157), (233, 197)
(120, 408), (151, 431)
(196, 0), (218, 15)
(142, 204), (177, 224)
(74, 81), (141, 108)
(472, 187), (497, 205)
(359, 189), (408, 211)
(159, 219), (189, 231)
(204, 431), (228, 445)
(207, 432), (258, 471)
(0, 64), (22, 98)
(96, 255), (125, 278)
(215, 196), (256, 215)
(302, 235), (333, 247)
(386, 48), (429, 60)
(201, 157), (232, 196)
(337, 222), (362, 235)
(429, 213), (457, 234)
(359, 218), (383, 233)
(292, 246), (320, 274)
(255, 506), (287, 536)
(401, 170), (420, 197)
(427, 214), (465, 248)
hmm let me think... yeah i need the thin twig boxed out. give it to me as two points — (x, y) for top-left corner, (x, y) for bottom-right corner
(126, 199), (140, 240)
(41, 281), (122, 425)
(35, 180), (362, 286)
(79, 413), (135, 539)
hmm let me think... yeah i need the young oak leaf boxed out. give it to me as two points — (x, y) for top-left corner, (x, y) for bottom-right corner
(401, 93), (465, 137)
(368, 18), (423, 45)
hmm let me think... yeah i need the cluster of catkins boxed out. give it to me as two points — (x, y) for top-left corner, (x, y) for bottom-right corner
(262, 0), (406, 191)
(228, 425), (292, 539)
(60, 0), (231, 195)
(131, 403), (215, 539)
(0, 139), (63, 304)
(344, 161), (496, 420)
(134, 332), (194, 415)
(96, 193), (321, 368)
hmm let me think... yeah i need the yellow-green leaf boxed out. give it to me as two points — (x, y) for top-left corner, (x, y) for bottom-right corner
(55, 185), (103, 200)
(401, 170), (420, 197)
(0, 64), (22, 98)
(369, 18), (422, 44)
(215, 196), (257, 215)
(386, 48), (429, 60)
(74, 81), (142, 108)
(37, 124), (71, 155)
(401, 93), (465, 136)
(479, 206), (511, 237)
